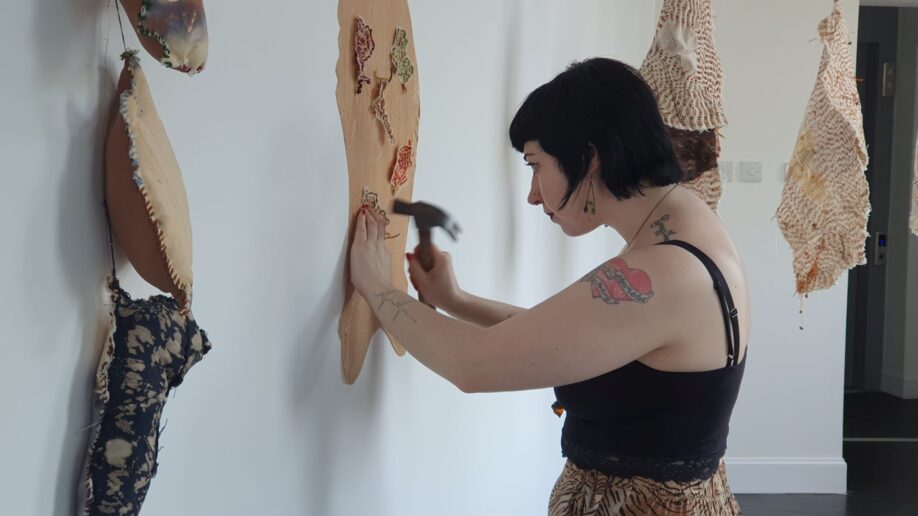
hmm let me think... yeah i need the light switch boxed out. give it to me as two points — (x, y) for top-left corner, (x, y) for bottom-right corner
(738, 161), (762, 183)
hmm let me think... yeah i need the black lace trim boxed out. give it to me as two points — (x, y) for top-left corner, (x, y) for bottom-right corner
(561, 436), (723, 483)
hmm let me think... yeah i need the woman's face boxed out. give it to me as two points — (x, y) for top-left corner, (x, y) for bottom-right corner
(522, 141), (591, 236)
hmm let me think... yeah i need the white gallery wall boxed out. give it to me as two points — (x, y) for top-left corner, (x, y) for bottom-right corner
(0, 1), (859, 514)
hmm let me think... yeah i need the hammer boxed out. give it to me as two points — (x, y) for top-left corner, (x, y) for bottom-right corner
(392, 199), (462, 308)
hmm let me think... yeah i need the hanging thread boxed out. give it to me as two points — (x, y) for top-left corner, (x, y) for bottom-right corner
(114, 0), (128, 52)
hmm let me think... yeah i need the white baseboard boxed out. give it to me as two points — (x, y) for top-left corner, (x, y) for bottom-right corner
(724, 458), (847, 494)
(880, 371), (918, 399)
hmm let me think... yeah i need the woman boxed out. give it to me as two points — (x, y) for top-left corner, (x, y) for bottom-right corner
(349, 57), (747, 515)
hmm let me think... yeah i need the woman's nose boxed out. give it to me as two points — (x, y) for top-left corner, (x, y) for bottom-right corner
(527, 177), (542, 206)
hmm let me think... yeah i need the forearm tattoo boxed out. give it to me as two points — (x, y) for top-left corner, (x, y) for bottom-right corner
(373, 289), (418, 324)
(579, 258), (654, 305)
(650, 214), (676, 242)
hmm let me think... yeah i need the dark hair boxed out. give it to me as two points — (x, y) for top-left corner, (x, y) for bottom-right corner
(509, 57), (683, 206)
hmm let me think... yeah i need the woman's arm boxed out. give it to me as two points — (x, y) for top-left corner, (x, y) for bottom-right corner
(441, 290), (526, 327)
(406, 246), (526, 326)
(349, 208), (677, 393)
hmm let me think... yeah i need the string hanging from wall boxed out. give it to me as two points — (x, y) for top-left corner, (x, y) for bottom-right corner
(335, 0), (421, 384)
(639, 0), (727, 212)
(776, 1), (870, 298)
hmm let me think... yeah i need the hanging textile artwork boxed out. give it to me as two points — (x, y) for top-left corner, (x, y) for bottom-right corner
(106, 50), (194, 310)
(336, 0), (421, 384)
(911, 136), (918, 236)
(118, 0), (208, 75)
(640, 0), (727, 211)
(79, 280), (211, 516)
(777, 3), (870, 295)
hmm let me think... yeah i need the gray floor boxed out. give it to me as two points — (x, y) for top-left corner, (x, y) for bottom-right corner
(735, 393), (918, 515)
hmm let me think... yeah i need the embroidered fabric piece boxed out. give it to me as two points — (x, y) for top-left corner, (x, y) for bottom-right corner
(107, 50), (193, 309)
(121, 0), (208, 75)
(389, 140), (413, 195)
(667, 127), (719, 181)
(911, 136), (918, 236)
(682, 167), (722, 211)
(361, 187), (398, 239)
(354, 16), (375, 94)
(390, 27), (414, 88)
(548, 458), (741, 515)
(639, 0), (727, 131)
(666, 126), (722, 211)
(776, 3), (870, 294)
(370, 75), (396, 145)
(81, 280), (211, 516)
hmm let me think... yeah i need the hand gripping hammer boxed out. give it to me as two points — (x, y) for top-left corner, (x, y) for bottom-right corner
(392, 199), (462, 308)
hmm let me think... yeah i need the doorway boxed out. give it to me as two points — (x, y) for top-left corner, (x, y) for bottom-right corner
(843, 5), (918, 510)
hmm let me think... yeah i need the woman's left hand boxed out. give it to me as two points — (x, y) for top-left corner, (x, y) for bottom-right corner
(349, 207), (393, 295)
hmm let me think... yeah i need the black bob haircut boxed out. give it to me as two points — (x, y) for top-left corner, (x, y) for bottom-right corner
(509, 57), (684, 207)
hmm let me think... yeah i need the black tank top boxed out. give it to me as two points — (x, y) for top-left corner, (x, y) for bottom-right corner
(553, 240), (746, 483)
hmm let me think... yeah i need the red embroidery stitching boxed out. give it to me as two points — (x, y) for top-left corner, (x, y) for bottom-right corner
(389, 140), (413, 195)
(354, 17), (375, 94)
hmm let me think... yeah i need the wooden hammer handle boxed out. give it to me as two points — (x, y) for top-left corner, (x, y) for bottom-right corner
(416, 227), (435, 309)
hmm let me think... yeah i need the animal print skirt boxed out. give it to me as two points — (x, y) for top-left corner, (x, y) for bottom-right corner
(548, 459), (741, 515)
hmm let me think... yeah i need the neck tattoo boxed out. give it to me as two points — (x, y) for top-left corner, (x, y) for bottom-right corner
(623, 185), (678, 252)
(651, 214), (676, 241)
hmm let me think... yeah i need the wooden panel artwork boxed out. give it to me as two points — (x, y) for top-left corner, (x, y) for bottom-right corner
(335, 0), (420, 384)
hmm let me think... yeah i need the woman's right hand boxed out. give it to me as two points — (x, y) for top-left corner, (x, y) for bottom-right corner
(406, 244), (463, 311)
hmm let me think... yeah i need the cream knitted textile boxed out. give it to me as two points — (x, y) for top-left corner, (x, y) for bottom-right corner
(639, 0), (727, 131)
(911, 136), (918, 236)
(683, 168), (722, 211)
(777, 4), (870, 295)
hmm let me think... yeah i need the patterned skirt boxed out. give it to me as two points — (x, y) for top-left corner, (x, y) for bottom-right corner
(548, 459), (742, 516)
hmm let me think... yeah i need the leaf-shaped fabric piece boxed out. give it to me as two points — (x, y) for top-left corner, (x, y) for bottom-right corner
(682, 167), (722, 211)
(106, 51), (194, 308)
(390, 27), (415, 87)
(640, 0), (727, 131)
(390, 139), (413, 195)
(120, 0), (208, 75)
(776, 4), (870, 294)
(354, 16), (375, 93)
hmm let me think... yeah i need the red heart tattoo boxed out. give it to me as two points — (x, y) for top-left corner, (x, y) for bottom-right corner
(581, 258), (654, 305)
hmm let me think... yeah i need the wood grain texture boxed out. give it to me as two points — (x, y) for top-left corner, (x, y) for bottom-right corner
(335, 0), (420, 384)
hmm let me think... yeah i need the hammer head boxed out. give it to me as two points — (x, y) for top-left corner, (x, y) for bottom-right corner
(392, 199), (461, 241)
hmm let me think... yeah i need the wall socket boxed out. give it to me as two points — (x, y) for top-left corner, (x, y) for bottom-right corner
(718, 160), (734, 182)
(738, 161), (763, 183)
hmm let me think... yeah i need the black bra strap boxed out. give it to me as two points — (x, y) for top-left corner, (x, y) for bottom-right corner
(656, 240), (740, 367)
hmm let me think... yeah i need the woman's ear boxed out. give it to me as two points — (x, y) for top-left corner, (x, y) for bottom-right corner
(587, 144), (601, 175)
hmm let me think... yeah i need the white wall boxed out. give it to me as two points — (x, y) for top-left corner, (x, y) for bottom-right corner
(0, 1), (859, 514)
